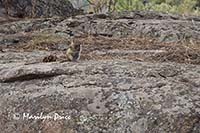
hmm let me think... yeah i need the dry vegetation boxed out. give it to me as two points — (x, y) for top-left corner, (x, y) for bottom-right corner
(18, 33), (70, 51)
(12, 34), (200, 65)
(79, 36), (200, 64)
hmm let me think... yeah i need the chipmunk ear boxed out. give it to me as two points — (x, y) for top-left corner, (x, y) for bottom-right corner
(69, 40), (75, 48)
(70, 40), (75, 46)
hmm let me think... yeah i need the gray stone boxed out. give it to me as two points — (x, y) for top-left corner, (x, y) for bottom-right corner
(0, 61), (200, 132)
(0, 0), (83, 18)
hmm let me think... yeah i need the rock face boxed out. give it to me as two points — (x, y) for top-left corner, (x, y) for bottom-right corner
(0, 11), (200, 42)
(0, 0), (83, 18)
(0, 11), (200, 132)
(0, 61), (200, 132)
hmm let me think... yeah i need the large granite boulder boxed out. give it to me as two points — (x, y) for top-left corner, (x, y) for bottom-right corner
(0, 61), (200, 132)
(0, 0), (83, 18)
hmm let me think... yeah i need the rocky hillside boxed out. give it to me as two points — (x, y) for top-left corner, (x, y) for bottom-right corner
(0, 10), (200, 133)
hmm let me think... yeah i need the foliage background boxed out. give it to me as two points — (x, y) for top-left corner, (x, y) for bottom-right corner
(70, 0), (200, 15)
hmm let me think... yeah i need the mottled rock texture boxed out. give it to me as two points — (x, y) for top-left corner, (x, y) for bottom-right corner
(0, 61), (200, 133)
(0, 0), (83, 18)
(0, 11), (200, 42)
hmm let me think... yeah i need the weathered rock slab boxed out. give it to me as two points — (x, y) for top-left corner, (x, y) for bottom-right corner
(0, 60), (200, 132)
(1, 11), (200, 42)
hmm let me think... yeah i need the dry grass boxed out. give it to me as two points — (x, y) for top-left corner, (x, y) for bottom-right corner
(13, 34), (200, 65)
(76, 35), (200, 65)
(152, 39), (200, 64)
(20, 33), (70, 51)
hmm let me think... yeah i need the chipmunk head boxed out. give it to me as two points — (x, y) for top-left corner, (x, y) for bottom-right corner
(70, 41), (81, 51)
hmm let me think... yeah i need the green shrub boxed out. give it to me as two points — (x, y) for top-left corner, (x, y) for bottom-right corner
(116, 0), (200, 15)
(84, 0), (200, 15)
(115, 0), (145, 11)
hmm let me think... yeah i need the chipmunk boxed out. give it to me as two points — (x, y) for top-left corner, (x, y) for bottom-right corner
(65, 41), (82, 61)
(25, 40), (82, 65)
